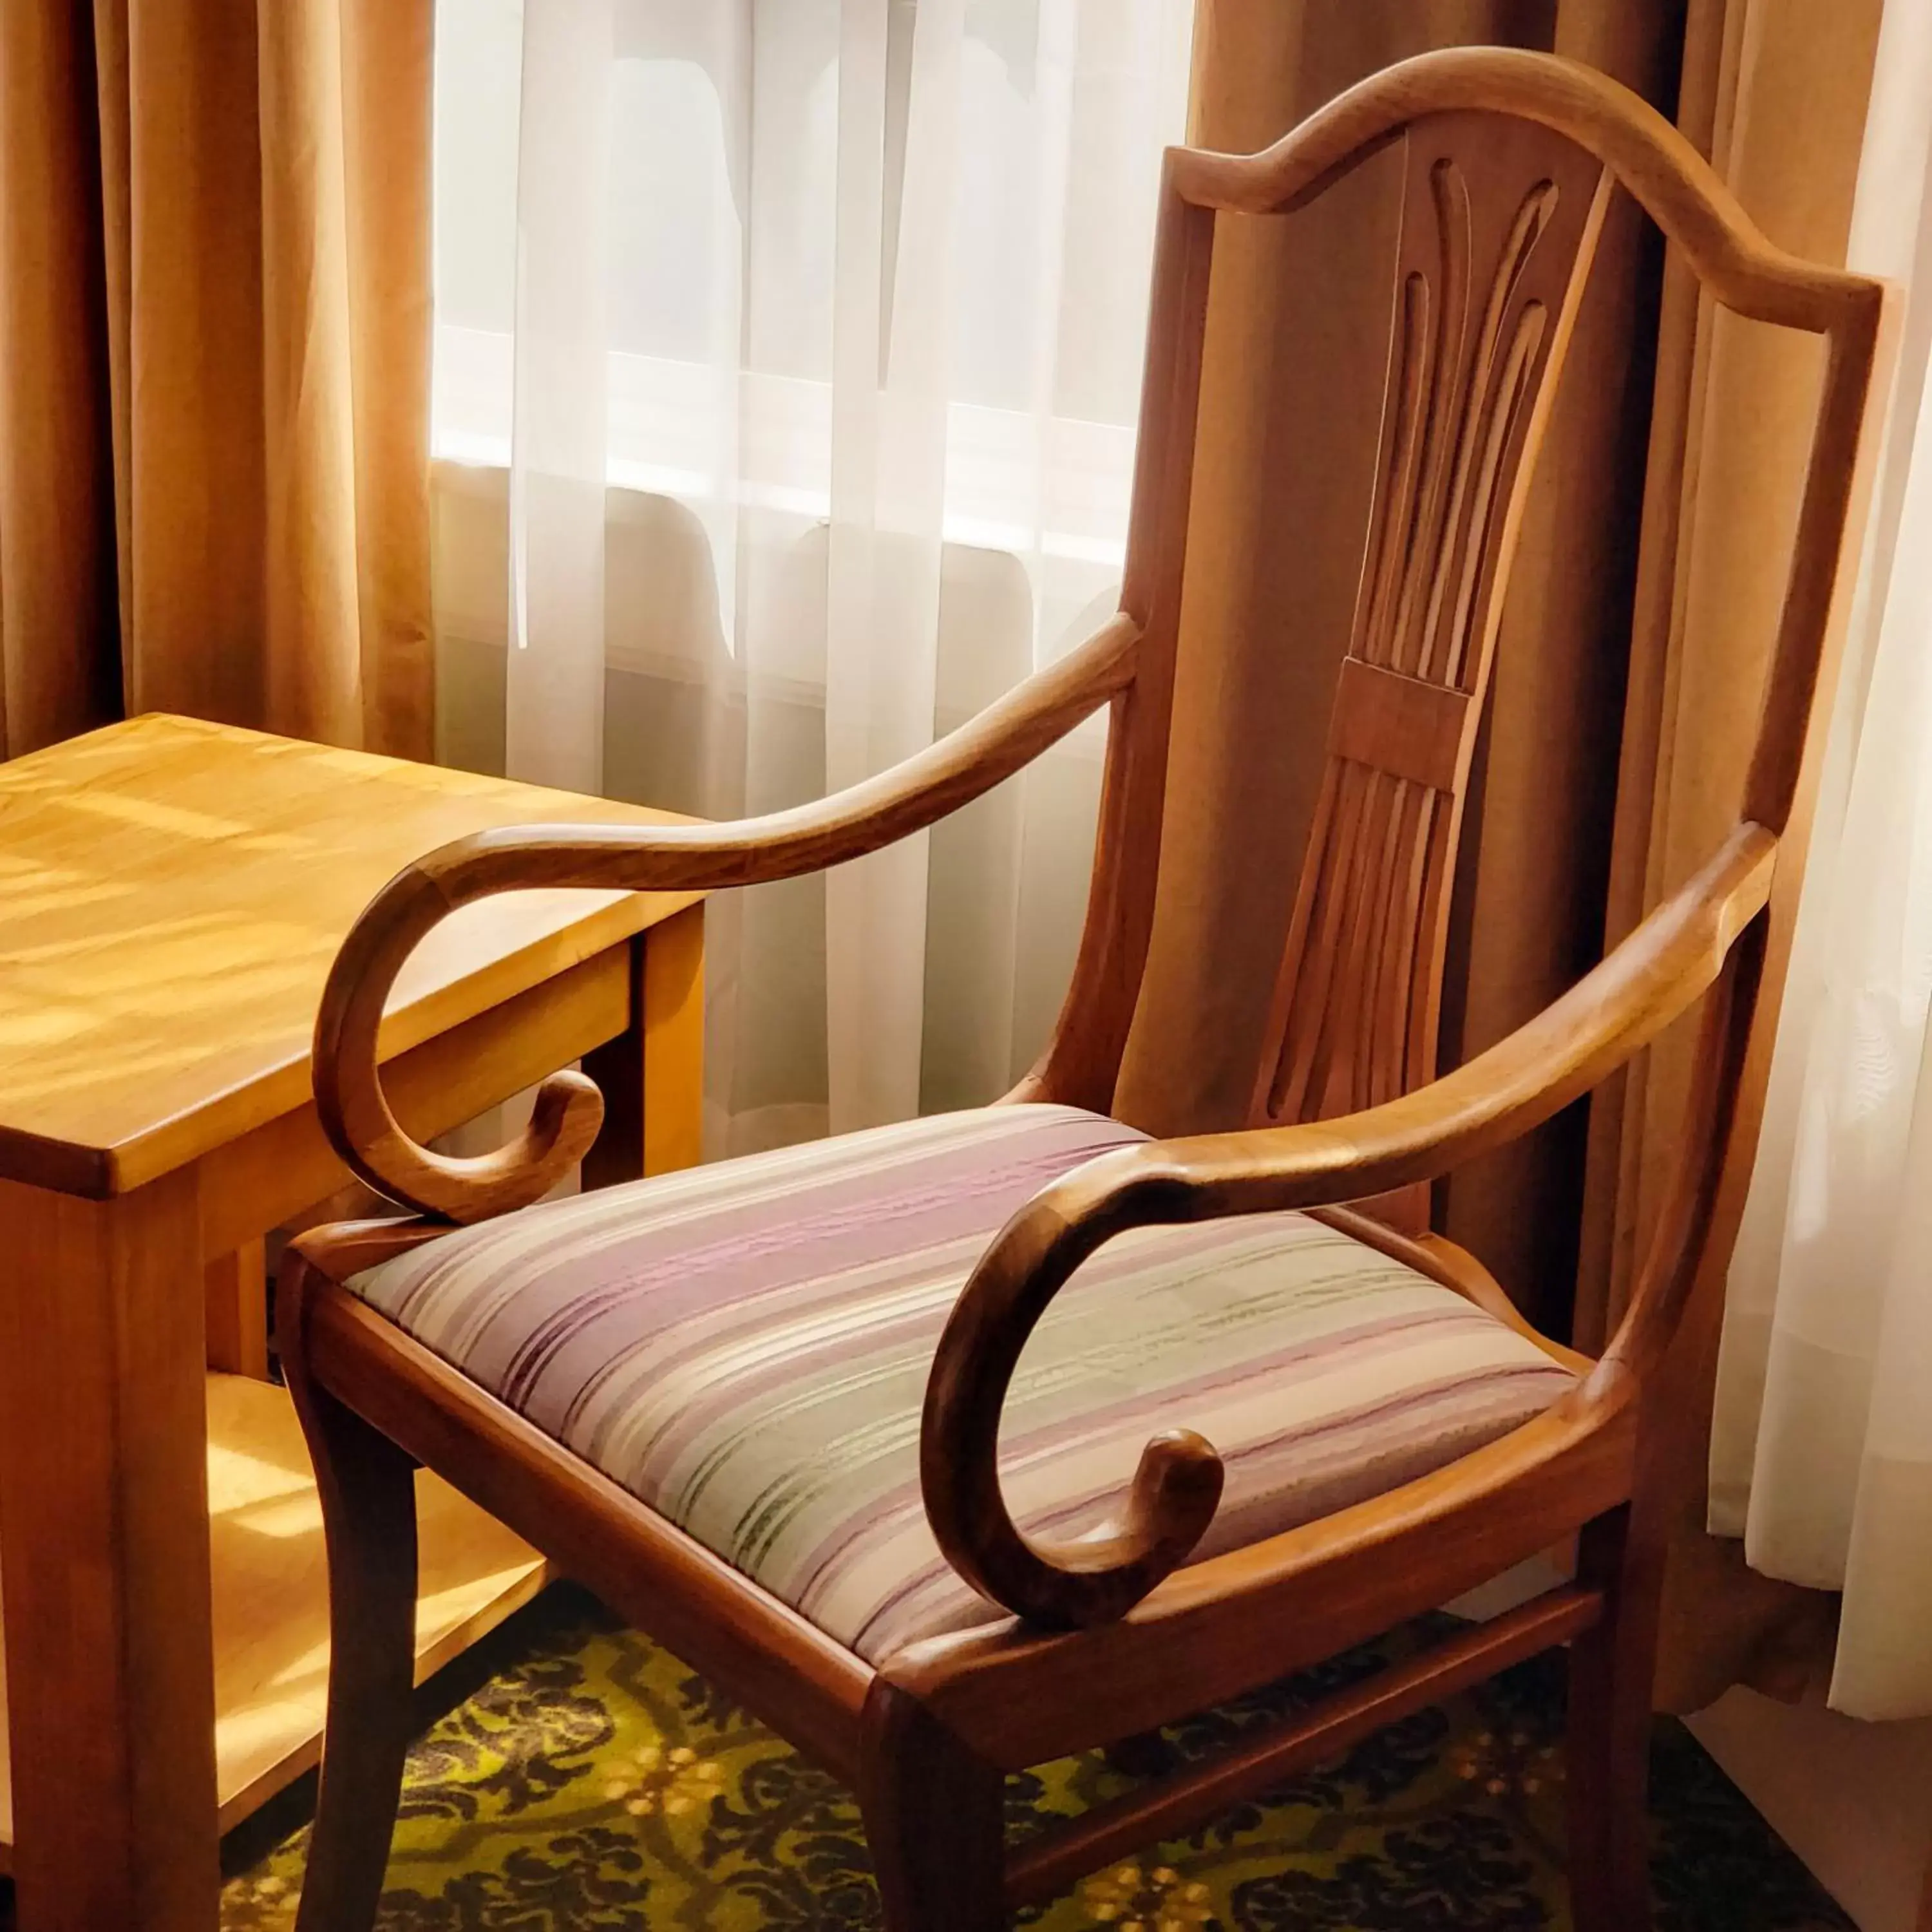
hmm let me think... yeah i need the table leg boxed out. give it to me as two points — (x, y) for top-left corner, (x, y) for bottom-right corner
(0, 1172), (220, 1932)
(205, 1237), (271, 1379)
(582, 903), (705, 1188)
(580, 940), (645, 1192)
(642, 902), (705, 1178)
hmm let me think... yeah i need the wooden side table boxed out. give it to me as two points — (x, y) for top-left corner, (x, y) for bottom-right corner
(0, 714), (706, 1932)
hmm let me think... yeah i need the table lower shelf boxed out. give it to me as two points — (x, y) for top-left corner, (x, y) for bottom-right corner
(0, 1370), (547, 1870)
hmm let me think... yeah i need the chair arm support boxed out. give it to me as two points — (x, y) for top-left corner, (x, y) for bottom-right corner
(313, 612), (1141, 1221)
(920, 820), (1777, 1631)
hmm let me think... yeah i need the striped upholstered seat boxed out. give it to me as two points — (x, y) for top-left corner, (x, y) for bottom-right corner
(348, 1104), (1575, 1663)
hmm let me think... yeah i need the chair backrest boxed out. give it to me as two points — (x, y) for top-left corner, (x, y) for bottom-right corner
(1257, 116), (1604, 1146)
(1027, 49), (1882, 1235)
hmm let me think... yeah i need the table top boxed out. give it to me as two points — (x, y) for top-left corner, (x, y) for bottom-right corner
(0, 714), (701, 1197)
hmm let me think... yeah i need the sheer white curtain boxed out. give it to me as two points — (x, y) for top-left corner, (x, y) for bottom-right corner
(1710, 0), (1932, 1721)
(430, 0), (1191, 1155)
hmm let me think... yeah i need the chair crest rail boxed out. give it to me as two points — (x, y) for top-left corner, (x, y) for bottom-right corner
(1167, 46), (1870, 336)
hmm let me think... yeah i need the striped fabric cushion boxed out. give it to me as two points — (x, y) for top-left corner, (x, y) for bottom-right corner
(349, 1104), (1575, 1663)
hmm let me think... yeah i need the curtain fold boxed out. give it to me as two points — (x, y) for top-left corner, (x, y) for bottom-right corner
(0, 0), (433, 762)
(1578, 0), (1885, 1354)
(1571, 0), (1886, 1713)
(1124, 0), (1678, 1340)
(431, 0), (1194, 1155)
(0, 1), (120, 752)
(1707, 0), (1932, 1722)
(1179, 0), (1893, 1716)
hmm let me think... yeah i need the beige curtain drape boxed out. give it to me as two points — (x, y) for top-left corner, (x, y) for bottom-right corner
(1577, 0), (1885, 1710)
(1121, 0), (1680, 1338)
(1168, 0), (1884, 1712)
(0, 0), (434, 762)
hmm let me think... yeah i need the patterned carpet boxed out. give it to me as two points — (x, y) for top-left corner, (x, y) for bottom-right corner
(0, 1582), (1850, 1931)
(173, 1584), (1848, 1931)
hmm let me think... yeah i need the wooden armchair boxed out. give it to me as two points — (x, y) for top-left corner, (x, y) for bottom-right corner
(281, 48), (1882, 1932)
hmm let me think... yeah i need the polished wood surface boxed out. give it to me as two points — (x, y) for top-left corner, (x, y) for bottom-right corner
(923, 824), (1774, 1631)
(0, 1376), (545, 1868)
(287, 48), (1883, 1932)
(1001, 1583), (1601, 1909)
(310, 611), (1137, 1220)
(860, 1682), (1005, 1932)
(1166, 48), (1866, 330)
(0, 710), (701, 1197)
(0, 1170), (218, 1930)
(1019, 46), (1879, 1161)
(0, 714), (708, 1932)
(278, 1314), (431, 1932)
(1566, 1507), (1652, 1929)
(205, 1238), (271, 1379)
(1259, 117), (1608, 1188)
(196, 942), (631, 1262)
(891, 1400), (1638, 1769)
(638, 900), (706, 1177)
(200, 1374), (544, 1832)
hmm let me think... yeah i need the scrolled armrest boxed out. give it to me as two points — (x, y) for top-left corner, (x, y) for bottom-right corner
(314, 612), (1140, 1221)
(920, 819), (1777, 1629)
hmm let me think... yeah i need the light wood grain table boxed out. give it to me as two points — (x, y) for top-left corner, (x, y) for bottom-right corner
(0, 714), (706, 1932)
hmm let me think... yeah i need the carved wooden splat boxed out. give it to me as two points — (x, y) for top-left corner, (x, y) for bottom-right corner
(1255, 113), (1613, 1229)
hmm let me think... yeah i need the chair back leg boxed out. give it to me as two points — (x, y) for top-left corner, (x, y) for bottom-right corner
(283, 1258), (422, 1932)
(861, 1682), (1008, 1931)
(1566, 1505), (1660, 1931)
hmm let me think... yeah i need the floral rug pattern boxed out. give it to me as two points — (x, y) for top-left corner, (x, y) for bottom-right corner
(204, 1586), (1846, 1931)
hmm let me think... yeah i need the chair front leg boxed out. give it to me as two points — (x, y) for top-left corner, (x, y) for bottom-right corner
(283, 1256), (422, 1932)
(862, 1681), (1008, 1931)
(1566, 1505), (1658, 1931)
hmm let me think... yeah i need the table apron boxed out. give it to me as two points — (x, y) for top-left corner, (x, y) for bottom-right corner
(198, 941), (632, 1259)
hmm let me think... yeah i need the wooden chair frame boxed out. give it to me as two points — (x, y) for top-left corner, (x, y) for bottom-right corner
(281, 48), (1884, 1932)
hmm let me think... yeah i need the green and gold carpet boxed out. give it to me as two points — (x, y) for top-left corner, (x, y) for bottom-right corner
(197, 1584), (1851, 1930)
(0, 1583), (1850, 1931)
